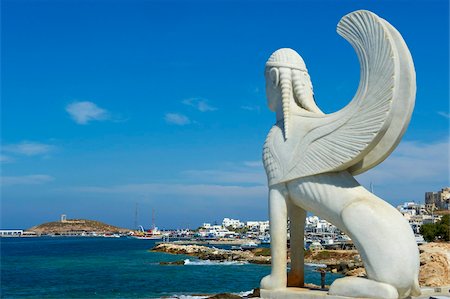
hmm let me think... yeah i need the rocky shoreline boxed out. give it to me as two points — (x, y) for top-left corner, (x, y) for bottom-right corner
(152, 242), (450, 287)
(152, 243), (271, 264)
(151, 243), (361, 271)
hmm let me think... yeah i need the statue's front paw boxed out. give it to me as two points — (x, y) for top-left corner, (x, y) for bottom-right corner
(260, 274), (285, 290)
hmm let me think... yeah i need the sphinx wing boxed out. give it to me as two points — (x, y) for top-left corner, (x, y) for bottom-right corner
(348, 18), (416, 175)
(283, 10), (401, 181)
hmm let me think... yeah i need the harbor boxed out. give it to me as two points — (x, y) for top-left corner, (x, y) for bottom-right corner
(2, 186), (449, 298)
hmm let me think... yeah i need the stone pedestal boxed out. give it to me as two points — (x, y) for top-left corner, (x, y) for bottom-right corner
(260, 286), (450, 299)
(260, 288), (353, 299)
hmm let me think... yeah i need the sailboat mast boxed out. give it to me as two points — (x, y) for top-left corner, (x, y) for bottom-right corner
(134, 203), (138, 230)
(152, 208), (155, 230)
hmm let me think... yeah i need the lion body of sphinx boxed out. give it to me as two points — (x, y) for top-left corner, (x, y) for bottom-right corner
(282, 171), (421, 298)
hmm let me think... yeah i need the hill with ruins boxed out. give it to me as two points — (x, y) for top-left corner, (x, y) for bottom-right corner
(28, 218), (131, 234)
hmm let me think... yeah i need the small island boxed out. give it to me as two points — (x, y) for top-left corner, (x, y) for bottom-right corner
(26, 216), (131, 237)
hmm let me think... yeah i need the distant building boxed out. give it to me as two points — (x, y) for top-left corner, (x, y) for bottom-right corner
(245, 221), (269, 233)
(0, 229), (23, 237)
(197, 225), (234, 238)
(222, 218), (244, 229)
(401, 213), (439, 234)
(397, 202), (427, 216)
(60, 214), (85, 224)
(397, 201), (442, 234)
(305, 216), (337, 234)
(425, 187), (450, 211)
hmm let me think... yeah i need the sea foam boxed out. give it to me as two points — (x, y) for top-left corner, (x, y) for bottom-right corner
(305, 263), (327, 268)
(183, 259), (248, 266)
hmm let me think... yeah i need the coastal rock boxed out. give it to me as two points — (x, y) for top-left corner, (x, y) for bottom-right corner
(247, 288), (260, 298)
(151, 243), (270, 264)
(418, 242), (450, 287)
(345, 267), (366, 277)
(207, 293), (241, 299)
(304, 249), (363, 275)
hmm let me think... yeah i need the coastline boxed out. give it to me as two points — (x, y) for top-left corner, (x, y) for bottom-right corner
(151, 242), (450, 287)
(152, 243), (271, 264)
(151, 243), (362, 271)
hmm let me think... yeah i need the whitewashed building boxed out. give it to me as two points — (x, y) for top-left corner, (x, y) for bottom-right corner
(222, 218), (244, 229)
(246, 221), (269, 233)
(0, 229), (23, 237)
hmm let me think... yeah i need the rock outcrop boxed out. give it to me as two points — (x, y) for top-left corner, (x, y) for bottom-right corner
(419, 242), (450, 287)
(304, 249), (363, 275)
(151, 243), (271, 264)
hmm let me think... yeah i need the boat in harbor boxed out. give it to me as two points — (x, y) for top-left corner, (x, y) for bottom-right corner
(130, 225), (163, 240)
(259, 235), (270, 244)
(240, 241), (258, 250)
(130, 209), (165, 240)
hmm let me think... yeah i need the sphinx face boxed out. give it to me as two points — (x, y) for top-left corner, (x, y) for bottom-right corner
(265, 70), (281, 112)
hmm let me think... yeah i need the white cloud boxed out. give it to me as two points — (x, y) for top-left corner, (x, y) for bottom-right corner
(182, 161), (266, 184)
(66, 101), (110, 124)
(66, 183), (266, 199)
(182, 98), (217, 112)
(357, 139), (449, 202)
(2, 142), (55, 156)
(165, 113), (191, 125)
(1, 175), (54, 186)
(62, 160), (267, 201)
(61, 158), (267, 208)
(183, 169), (266, 185)
(358, 139), (449, 184)
(0, 154), (15, 163)
(437, 111), (450, 119)
(244, 161), (263, 168)
(241, 105), (261, 112)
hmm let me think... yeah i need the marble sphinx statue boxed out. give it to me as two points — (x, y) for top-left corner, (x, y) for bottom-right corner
(260, 10), (420, 299)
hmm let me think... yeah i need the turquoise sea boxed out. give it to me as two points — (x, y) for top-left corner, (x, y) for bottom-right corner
(1, 237), (342, 298)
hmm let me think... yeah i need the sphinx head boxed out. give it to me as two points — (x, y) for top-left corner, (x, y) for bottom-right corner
(265, 48), (322, 139)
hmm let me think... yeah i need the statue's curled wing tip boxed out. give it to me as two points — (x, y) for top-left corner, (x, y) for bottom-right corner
(276, 10), (415, 185)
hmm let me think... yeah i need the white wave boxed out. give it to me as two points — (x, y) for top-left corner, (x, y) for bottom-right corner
(166, 296), (208, 299)
(237, 290), (253, 297)
(183, 259), (248, 266)
(165, 295), (208, 299)
(166, 290), (254, 299)
(305, 263), (327, 268)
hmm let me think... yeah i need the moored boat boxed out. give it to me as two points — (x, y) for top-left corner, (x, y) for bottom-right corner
(240, 241), (258, 250)
(130, 225), (164, 240)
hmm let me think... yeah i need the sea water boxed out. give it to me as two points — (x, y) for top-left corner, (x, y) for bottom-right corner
(1, 237), (342, 298)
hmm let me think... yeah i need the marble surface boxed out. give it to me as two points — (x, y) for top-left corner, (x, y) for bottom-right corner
(260, 286), (450, 299)
(260, 10), (419, 299)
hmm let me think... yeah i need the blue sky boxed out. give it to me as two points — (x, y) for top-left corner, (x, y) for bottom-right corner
(1, 0), (449, 229)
